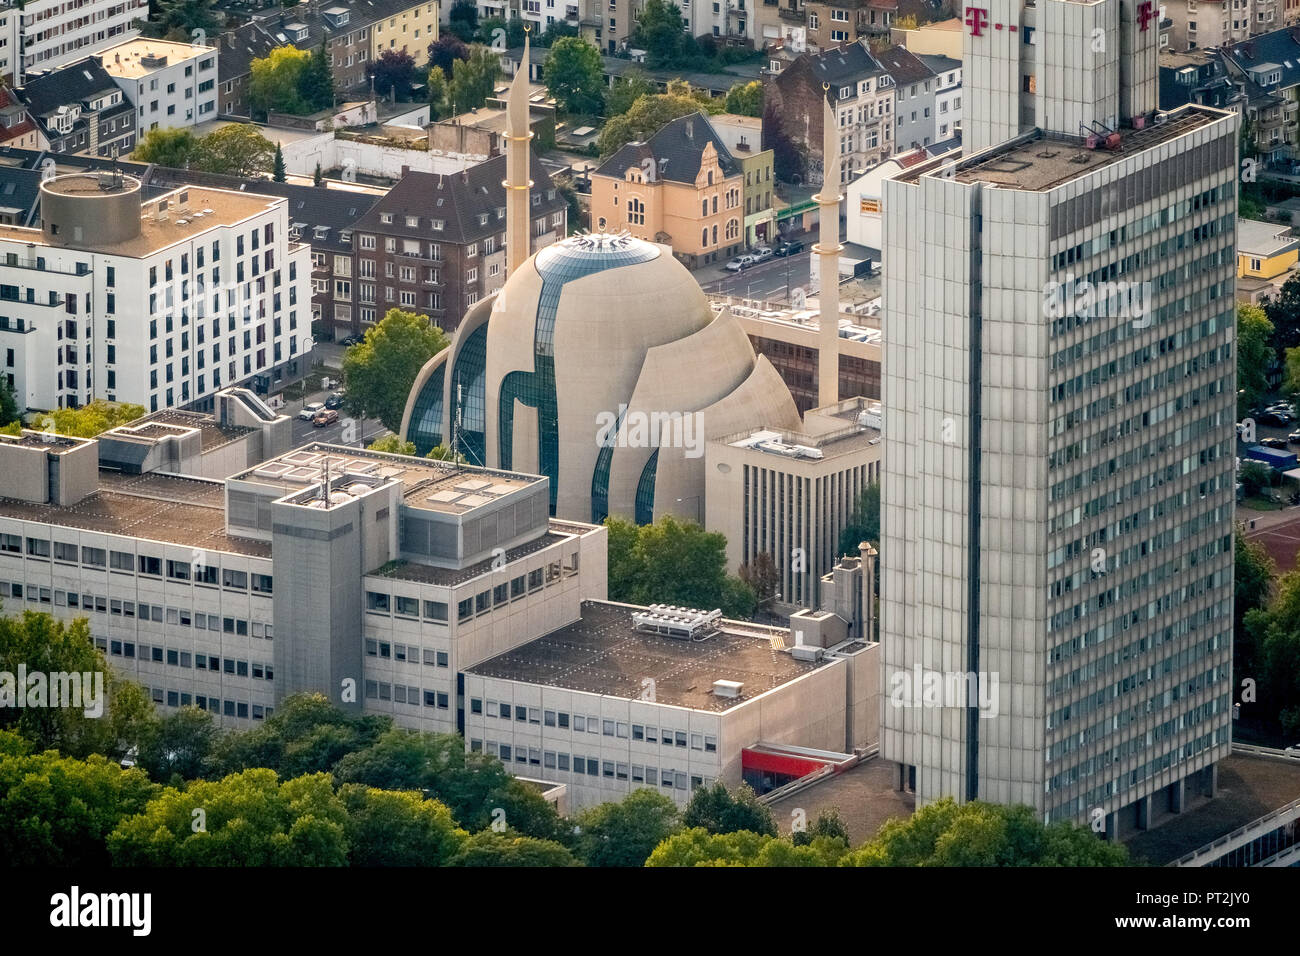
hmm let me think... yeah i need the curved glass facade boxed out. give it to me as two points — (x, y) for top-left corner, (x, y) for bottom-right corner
(500, 236), (660, 515)
(406, 361), (446, 456)
(448, 323), (488, 467)
(635, 450), (659, 526)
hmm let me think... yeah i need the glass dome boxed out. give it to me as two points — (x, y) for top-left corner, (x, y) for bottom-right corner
(532, 233), (660, 283)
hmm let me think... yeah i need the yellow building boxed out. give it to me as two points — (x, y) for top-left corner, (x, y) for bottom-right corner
(1237, 217), (1300, 304)
(590, 112), (747, 270)
(370, 1), (439, 63)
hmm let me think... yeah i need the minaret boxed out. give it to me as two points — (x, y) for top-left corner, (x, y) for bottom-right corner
(814, 88), (842, 409)
(504, 27), (534, 278)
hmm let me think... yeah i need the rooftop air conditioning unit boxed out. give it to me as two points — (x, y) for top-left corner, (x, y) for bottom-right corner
(712, 679), (744, 698)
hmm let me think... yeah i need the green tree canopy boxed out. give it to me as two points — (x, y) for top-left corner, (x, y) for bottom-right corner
(1284, 346), (1300, 405)
(108, 769), (350, 866)
(543, 36), (605, 115)
(0, 611), (153, 760)
(1238, 303), (1274, 416)
(838, 481), (881, 555)
(646, 828), (847, 866)
(367, 433), (417, 455)
(572, 788), (681, 867)
(447, 0), (479, 41)
(339, 784), (468, 866)
(1244, 567), (1300, 737)
(792, 808), (850, 847)
(369, 48), (418, 101)
(840, 798), (1130, 866)
(604, 515), (755, 617)
(1239, 460), (1273, 499)
(680, 781), (777, 836)
(632, 0), (697, 70)
(301, 40), (337, 113)
(427, 64), (451, 120)
(449, 45), (501, 114)
(477, 16), (526, 49)
(605, 68), (656, 117)
(250, 46), (314, 116)
(132, 127), (198, 167)
(272, 142), (287, 182)
(136, 706), (217, 783)
(448, 830), (579, 866)
(341, 309), (450, 433)
(0, 374), (19, 427)
(0, 749), (158, 866)
(724, 80), (763, 117)
(598, 87), (720, 158)
(193, 124), (276, 177)
(1264, 270), (1300, 364)
(151, 0), (220, 38)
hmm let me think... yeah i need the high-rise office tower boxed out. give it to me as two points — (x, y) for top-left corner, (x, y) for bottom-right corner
(881, 0), (1238, 837)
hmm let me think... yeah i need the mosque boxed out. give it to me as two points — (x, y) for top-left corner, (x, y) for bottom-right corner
(400, 36), (851, 527)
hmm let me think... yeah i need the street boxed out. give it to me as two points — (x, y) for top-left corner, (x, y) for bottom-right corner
(698, 250), (814, 302)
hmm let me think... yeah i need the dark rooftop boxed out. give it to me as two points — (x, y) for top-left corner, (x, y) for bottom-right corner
(768, 757), (915, 845)
(118, 407), (254, 453)
(596, 112), (740, 185)
(875, 45), (934, 87)
(372, 530), (572, 587)
(1123, 753), (1300, 865)
(464, 600), (827, 711)
(0, 471), (271, 558)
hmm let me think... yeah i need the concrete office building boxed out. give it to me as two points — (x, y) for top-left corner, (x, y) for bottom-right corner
(882, 0), (1237, 837)
(0, 434), (607, 729)
(463, 599), (879, 810)
(0, 172), (313, 414)
(98, 38), (219, 138)
(5, 0), (147, 83)
(706, 397), (882, 608)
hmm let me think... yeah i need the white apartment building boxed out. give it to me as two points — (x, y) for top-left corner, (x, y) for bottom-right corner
(922, 54), (962, 143)
(98, 37), (219, 137)
(10, 0), (147, 83)
(0, 172), (313, 415)
(463, 600), (879, 810)
(1164, 0), (1280, 52)
(882, 0), (1237, 838)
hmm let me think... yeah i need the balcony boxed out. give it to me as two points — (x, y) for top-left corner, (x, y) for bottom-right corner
(778, 6), (805, 22)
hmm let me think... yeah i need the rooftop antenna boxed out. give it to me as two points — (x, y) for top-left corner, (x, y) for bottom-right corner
(451, 383), (462, 472)
(320, 453), (331, 508)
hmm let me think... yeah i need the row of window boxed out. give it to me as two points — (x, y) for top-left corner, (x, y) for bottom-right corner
(364, 681), (450, 709)
(143, 684), (270, 720)
(472, 739), (714, 792)
(99, 635), (272, 681)
(365, 556), (577, 621)
(469, 700), (719, 752)
(0, 537), (271, 592)
(364, 639), (448, 667)
(4, 582), (272, 639)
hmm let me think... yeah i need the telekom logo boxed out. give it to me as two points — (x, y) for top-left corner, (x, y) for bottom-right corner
(965, 6), (989, 36)
(1137, 0), (1156, 30)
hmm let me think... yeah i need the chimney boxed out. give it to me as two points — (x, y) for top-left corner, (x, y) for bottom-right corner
(686, 117), (694, 139)
(401, 164), (410, 177)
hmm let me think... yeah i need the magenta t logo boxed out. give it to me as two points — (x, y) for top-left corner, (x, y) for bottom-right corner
(1137, 0), (1155, 30)
(965, 6), (989, 36)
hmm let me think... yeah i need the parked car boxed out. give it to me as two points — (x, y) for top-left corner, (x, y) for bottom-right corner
(1285, 744), (1300, 758)
(1288, 431), (1300, 444)
(752, 246), (774, 262)
(725, 255), (756, 272)
(339, 334), (362, 347)
(1260, 411), (1293, 427)
(312, 408), (340, 427)
(774, 239), (805, 257)
(324, 391), (345, 410)
(299, 401), (325, 421)
(1261, 437), (1290, 449)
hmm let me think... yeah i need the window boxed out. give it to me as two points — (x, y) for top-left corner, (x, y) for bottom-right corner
(423, 600), (448, 621)
(366, 591), (391, 612)
(395, 595), (419, 617)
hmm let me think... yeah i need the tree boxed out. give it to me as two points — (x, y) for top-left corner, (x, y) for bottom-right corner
(341, 309), (450, 433)
(338, 784), (467, 866)
(724, 80), (763, 117)
(447, 0), (479, 41)
(369, 48), (417, 101)
(0, 374), (19, 427)
(428, 34), (471, 77)
(792, 808), (850, 847)
(543, 37), (604, 115)
(193, 124), (276, 177)
(448, 830), (579, 866)
(681, 781), (777, 836)
(426, 443), (466, 463)
(152, 0), (220, 38)
(539, 20), (580, 47)
(477, 16), (525, 50)
(605, 68), (656, 118)
(301, 39), (337, 112)
(598, 90), (719, 158)
(132, 127), (198, 167)
(272, 142), (287, 182)
(427, 65), (451, 120)
(0, 611), (153, 761)
(1264, 271), (1300, 364)
(1238, 303), (1274, 417)
(108, 769), (350, 866)
(28, 399), (146, 438)
(332, 728), (466, 793)
(313, 162), (324, 187)
(840, 798), (1130, 866)
(572, 788), (681, 867)
(1284, 346), (1300, 405)
(250, 46), (313, 116)
(604, 515), (755, 616)
(838, 481), (881, 555)
(0, 750), (158, 867)
(633, 0), (696, 70)
(1243, 568), (1300, 736)
(367, 433), (417, 455)
(1234, 528), (1275, 699)
(206, 693), (392, 779)
(449, 45), (501, 114)
(738, 552), (779, 605)
(136, 706), (217, 783)
(1239, 460), (1272, 499)
(646, 828), (846, 866)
